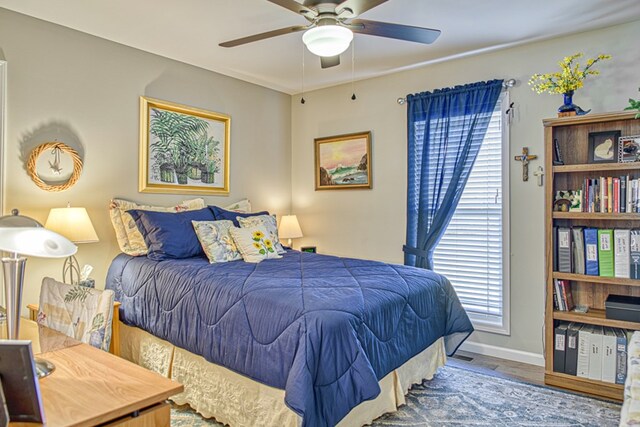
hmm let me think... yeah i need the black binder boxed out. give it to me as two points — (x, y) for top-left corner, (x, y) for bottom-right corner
(565, 323), (580, 376)
(553, 322), (569, 373)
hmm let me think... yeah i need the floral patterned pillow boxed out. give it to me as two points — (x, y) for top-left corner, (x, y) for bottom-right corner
(229, 225), (282, 263)
(192, 220), (242, 263)
(237, 214), (285, 254)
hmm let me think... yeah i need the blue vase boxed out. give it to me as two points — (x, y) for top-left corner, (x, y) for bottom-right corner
(558, 91), (577, 113)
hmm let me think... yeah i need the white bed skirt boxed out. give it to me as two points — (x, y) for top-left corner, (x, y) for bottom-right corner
(120, 323), (446, 427)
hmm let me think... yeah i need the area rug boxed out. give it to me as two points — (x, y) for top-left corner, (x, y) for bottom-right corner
(170, 365), (621, 426)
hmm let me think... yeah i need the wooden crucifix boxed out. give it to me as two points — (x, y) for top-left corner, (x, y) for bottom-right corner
(514, 147), (538, 181)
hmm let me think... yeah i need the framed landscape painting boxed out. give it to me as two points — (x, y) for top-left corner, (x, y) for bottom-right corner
(139, 96), (230, 195)
(314, 131), (372, 190)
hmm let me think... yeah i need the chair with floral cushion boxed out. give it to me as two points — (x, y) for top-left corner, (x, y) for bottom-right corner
(35, 277), (115, 352)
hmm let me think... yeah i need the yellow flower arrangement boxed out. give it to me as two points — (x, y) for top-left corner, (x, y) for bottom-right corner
(528, 53), (611, 95)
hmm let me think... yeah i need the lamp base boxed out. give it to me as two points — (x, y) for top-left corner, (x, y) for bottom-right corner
(35, 357), (55, 378)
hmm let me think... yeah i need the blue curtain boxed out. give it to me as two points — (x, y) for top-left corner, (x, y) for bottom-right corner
(403, 80), (503, 269)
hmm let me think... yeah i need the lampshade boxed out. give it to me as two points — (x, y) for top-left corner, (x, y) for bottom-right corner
(45, 207), (99, 244)
(0, 210), (77, 258)
(302, 25), (353, 57)
(278, 215), (303, 240)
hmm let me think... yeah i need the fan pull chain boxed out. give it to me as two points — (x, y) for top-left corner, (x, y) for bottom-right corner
(301, 43), (306, 104)
(351, 40), (356, 101)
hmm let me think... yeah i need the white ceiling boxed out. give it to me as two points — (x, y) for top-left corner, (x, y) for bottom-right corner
(1, 0), (639, 94)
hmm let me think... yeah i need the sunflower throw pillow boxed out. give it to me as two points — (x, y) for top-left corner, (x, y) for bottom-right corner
(237, 214), (286, 254)
(229, 225), (282, 263)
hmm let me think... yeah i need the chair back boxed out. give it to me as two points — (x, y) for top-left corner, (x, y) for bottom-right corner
(37, 277), (115, 351)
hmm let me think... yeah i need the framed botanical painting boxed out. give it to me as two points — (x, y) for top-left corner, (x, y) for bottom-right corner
(587, 130), (620, 164)
(314, 131), (372, 190)
(139, 96), (230, 194)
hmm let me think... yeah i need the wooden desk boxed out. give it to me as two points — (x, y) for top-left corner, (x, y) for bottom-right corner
(6, 318), (183, 426)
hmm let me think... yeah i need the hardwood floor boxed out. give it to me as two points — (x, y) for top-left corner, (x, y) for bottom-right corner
(447, 350), (545, 386)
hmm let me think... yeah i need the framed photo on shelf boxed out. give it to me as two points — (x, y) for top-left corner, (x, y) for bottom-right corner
(314, 131), (372, 190)
(587, 130), (620, 164)
(139, 96), (230, 195)
(618, 135), (640, 163)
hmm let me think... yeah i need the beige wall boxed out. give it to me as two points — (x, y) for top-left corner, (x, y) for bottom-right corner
(0, 8), (292, 312)
(291, 20), (640, 355)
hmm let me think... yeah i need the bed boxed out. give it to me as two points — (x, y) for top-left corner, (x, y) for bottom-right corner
(106, 250), (473, 427)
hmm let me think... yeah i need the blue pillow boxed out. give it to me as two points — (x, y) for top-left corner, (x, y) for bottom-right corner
(128, 208), (215, 260)
(209, 206), (269, 227)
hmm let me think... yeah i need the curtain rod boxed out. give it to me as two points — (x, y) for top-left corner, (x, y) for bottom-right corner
(396, 79), (516, 105)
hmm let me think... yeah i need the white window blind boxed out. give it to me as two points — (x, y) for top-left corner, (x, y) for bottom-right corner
(429, 95), (508, 332)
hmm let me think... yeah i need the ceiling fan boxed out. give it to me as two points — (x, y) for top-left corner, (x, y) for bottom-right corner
(219, 0), (441, 69)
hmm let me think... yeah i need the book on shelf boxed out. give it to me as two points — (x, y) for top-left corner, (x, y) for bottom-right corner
(614, 229), (631, 279)
(553, 226), (640, 281)
(565, 323), (580, 376)
(554, 279), (574, 311)
(588, 325), (603, 381)
(615, 329), (628, 385)
(572, 227), (585, 275)
(573, 175), (640, 213)
(577, 325), (593, 378)
(631, 229), (640, 280)
(554, 323), (569, 373)
(555, 322), (629, 383)
(602, 327), (617, 384)
(584, 228), (599, 276)
(598, 229), (615, 278)
(557, 227), (572, 273)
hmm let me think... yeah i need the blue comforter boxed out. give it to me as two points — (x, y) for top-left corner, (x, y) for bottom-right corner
(106, 251), (472, 427)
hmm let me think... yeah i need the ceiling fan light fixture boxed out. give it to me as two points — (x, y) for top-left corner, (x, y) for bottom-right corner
(302, 25), (353, 57)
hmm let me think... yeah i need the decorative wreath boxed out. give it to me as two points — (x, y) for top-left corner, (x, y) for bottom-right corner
(27, 142), (83, 192)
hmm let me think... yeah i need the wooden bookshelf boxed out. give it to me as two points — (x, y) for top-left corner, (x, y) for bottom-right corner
(553, 308), (640, 330)
(553, 272), (640, 287)
(553, 212), (640, 220)
(544, 111), (640, 401)
(553, 163), (640, 173)
(545, 371), (623, 401)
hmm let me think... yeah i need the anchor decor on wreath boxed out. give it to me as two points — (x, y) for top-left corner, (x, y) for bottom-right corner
(514, 147), (538, 182)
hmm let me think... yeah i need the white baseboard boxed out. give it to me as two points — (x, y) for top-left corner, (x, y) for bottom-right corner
(459, 341), (545, 367)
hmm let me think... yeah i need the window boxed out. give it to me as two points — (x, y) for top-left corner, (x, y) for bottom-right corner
(432, 92), (510, 334)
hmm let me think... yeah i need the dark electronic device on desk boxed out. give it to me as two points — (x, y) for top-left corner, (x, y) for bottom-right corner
(0, 340), (44, 424)
(301, 246), (317, 254)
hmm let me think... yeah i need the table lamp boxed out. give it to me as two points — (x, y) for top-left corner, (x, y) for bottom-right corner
(278, 215), (303, 248)
(45, 206), (98, 284)
(0, 209), (76, 376)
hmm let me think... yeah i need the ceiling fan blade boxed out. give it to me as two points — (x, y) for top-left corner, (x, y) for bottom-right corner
(267, 0), (317, 18)
(335, 0), (389, 17)
(321, 55), (341, 69)
(349, 19), (441, 44)
(219, 26), (308, 48)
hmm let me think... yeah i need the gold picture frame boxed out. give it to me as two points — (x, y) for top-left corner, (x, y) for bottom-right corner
(314, 131), (372, 190)
(139, 96), (230, 195)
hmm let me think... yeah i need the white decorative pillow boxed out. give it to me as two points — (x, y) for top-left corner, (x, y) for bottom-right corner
(109, 198), (205, 256)
(229, 225), (282, 263)
(192, 220), (242, 263)
(237, 214), (286, 254)
(225, 199), (251, 213)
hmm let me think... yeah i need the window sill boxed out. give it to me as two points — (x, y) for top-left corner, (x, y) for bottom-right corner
(469, 318), (510, 335)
